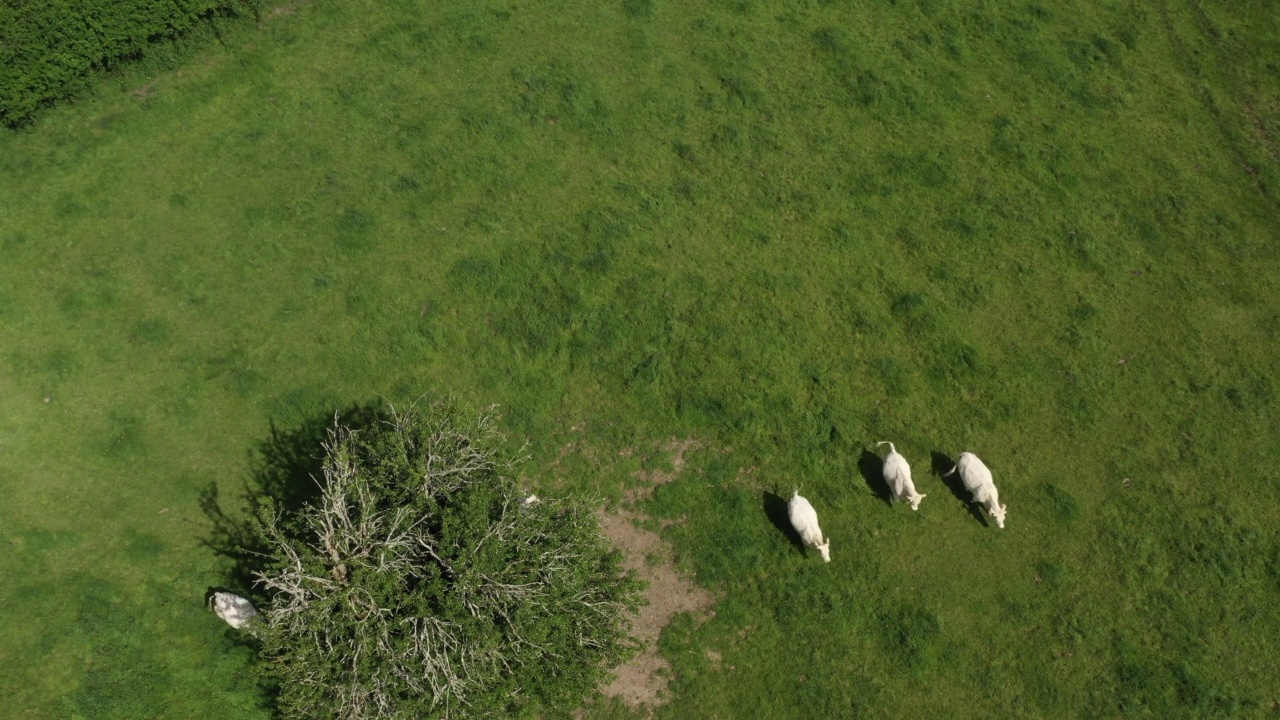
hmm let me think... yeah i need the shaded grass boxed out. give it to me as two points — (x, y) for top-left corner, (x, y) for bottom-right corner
(1, 0), (1279, 717)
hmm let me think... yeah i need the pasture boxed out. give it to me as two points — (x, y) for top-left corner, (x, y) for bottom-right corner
(1, 0), (1278, 717)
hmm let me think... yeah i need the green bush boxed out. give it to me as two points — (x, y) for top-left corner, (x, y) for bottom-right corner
(0, 0), (259, 127)
(250, 399), (644, 719)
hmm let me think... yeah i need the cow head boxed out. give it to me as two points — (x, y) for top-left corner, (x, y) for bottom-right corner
(908, 491), (927, 511)
(991, 503), (1007, 529)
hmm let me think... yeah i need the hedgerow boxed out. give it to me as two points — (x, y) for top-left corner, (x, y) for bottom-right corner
(0, 0), (259, 127)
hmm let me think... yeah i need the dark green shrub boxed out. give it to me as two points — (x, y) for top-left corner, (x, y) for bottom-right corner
(250, 399), (643, 719)
(0, 0), (260, 127)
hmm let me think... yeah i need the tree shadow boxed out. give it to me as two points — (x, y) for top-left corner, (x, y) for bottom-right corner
(198, 403), (386, 716)
(762, 491), (806, 556)
(858, 448), (892, 505)
(200, 404), (387, 591)
(931, 451), (987, 527)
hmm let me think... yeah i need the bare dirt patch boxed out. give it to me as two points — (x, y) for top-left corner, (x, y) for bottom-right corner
(586, 436), (716, 711)
(540, 431), (717, 711)
(597, 507), (714, 709)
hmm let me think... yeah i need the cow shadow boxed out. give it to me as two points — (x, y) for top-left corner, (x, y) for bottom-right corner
(931, 451), (988, 527)
(858, 448), (893, 505)
(762, 490), (807, 556)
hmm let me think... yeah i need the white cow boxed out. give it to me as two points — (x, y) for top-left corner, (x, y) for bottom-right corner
(208, 591), (259, 629)
(945, 452), (1007, 529)
(877, 441), (926, 510)
(787, 490), (831, 562)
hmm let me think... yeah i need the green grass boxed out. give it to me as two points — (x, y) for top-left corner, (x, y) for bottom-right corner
(2, 0), (1279, 717)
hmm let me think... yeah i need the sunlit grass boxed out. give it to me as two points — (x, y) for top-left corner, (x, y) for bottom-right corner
(1, 0), (1278, 717)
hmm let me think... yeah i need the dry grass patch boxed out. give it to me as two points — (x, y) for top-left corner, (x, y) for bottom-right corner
(623, 437), (701, 504)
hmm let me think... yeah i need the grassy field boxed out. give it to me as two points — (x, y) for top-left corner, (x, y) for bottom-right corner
(2, 0), (1279, 717)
